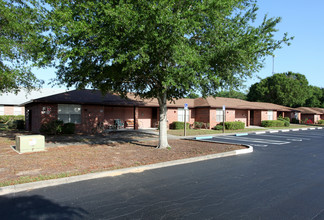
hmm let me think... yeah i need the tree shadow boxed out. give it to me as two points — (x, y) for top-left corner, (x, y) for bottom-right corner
(0, 194), (88, 219)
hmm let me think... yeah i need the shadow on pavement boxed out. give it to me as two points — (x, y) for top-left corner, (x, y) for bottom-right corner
(0, 194), (88, 219)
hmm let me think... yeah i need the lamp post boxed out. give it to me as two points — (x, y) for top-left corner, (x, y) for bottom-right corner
(272, 55), (275, 74)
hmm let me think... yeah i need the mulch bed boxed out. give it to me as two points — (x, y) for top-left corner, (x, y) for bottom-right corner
(0, 132), (245, 186)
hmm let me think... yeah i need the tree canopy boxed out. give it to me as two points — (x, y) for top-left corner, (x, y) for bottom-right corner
(217, 90), (247, 100)
(0, 0), (45, 94)
(247, 72), (311, 107)
(40, 0), (292, 148)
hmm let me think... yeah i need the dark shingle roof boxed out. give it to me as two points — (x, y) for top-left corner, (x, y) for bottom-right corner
(25, 89), (297, 112)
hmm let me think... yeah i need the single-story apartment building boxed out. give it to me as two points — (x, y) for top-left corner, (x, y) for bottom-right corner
(295, 107), (324, 123)
(23, 89), (301, 133)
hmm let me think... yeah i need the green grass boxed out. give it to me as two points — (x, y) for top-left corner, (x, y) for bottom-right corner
(167, 128), (267, 136)
(0, 172), (85, 187)
(267, 124), (316, 130)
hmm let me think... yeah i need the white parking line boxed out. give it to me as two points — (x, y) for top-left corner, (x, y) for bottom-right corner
(317, 127), (323, 130)
(291, 129), (300, 131)
(301, 128), (308, 130)
(310, 128), (316, 130)
(269, 130), (279, 133)
(255, 131), (266, 134)
(212, 136), (290, 145)
(255, 134), (311, 141)
(281, 129), (290, 132)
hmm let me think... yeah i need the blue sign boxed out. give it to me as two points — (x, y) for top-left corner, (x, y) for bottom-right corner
(184, 103), (188, 110)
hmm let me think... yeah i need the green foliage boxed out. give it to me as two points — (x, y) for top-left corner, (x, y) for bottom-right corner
(247, 72), (310, 107)
(318, 120), (324, 125)
(213, 124), (224, 130)
(261, 120), (285, 127)
(304, 86), (324, 108)
(40, 120), (64, 135)
(278, 117), (290, 127)
(194, 122), (204, 129)
(217, 90), (247, 100)
(0, 115), (25, 130)
(291, 118), (300, 124)
(170, 121), (190, 130)
(224, 121), (245, 130)
(42, 0), (291, 100)
(61, 123), (76, 134)
(0, 0), (44, 94)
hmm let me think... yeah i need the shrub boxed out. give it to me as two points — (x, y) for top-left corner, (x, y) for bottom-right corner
(62, 123), (76, 134)
(40, 120), (64, 135)
(213, 124), (224, 130)
(170, 121), (190, 130)
(306, 119), (313, 124)
(318, 120), (324, 125)
(0, 115), (24, 123)
(261, 120), (285, 127)
(194, 121), (204, 129)
(224, 121), (245, 130)
(291, 118), (300, 124)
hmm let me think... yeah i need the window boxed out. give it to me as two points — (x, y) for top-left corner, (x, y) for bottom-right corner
(58, 104), (81, 124)
(0, 106), (4, 115)
(177, 108), (189, 122)
(13, 107), (22, 115)
(216, 109), (224, 122)
(268, 110), (273, 120)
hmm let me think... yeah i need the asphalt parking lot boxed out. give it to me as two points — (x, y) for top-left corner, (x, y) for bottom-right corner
(197, 127), (323, 149)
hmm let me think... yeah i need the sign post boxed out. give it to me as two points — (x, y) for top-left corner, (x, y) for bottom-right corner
(223, 105), (226, 134)
(184, 103), (188, 137)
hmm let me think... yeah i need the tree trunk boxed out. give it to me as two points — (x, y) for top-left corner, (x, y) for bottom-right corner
(157, 92), (170, 149)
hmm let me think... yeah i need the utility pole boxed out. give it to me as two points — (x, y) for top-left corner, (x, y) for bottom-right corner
(272, 55), (275, 74)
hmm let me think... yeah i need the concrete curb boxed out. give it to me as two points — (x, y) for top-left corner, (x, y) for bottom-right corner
(0, 145), (253, 196)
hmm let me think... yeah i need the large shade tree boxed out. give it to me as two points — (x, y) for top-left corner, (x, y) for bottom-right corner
(0, 0), (45, 94)
(247, 72), (310, 107)
(41, 0), (292, 148)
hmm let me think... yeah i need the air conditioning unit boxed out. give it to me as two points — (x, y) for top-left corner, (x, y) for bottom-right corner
(15, 135), (45, 153)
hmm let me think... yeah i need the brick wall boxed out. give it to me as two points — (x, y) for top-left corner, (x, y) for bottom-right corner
(167, 107), (195, 127)
(195, 108), (209, 124)
(235, 110), (248, 126)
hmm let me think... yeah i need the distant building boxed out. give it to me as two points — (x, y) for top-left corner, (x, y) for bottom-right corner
(0, 88), (67, 116)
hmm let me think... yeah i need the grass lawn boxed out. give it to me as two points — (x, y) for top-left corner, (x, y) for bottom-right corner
(167, 128), (267, 136)
(167, 123), (319, 136)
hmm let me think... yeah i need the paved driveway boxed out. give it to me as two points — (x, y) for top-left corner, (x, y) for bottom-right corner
(1, 128), (324, 219)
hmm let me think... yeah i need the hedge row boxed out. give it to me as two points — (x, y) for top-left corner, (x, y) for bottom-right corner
(261, 120), (285, 127)
(318, 120), (324, 125)
(170, 121), (190, 130)
(213, 121), (245, 130)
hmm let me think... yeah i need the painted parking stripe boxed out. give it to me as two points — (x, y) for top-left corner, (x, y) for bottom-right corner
(254, 134), (311, 141)
(255, 131), (266, 135)
(212, 136), (290, 145)
(276, 132), (323, 138)
(291, 129), (300, 131)
(281, 129), (290, 132)
(269, 130), (279, 133)
(317, 127), (323, 130)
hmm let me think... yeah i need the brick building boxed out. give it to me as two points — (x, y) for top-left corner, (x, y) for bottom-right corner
(23, 89), (300, 133)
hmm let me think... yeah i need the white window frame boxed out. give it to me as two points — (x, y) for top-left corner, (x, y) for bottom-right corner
(216, 109), (224, 122)
(177, 108), (189, 122)
(268, 110), (274, 120)
(0, 105), (4, 115)
(58, 104), (81, 124)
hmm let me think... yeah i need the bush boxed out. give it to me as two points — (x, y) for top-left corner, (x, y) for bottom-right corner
(62, 123), (76, 134)
(40, 120), (64, 135)
(261, 120), (285, 127)
(306, 119), (313, 124)
(194, 121), (204, 129)
(224, 121), (245, 130)
(213, 124), (223, 130)
(0, 115), (24, 123)
(318, 120), (324, 125)
(170, 121), (190, 130)
(291, 118), (300, 124)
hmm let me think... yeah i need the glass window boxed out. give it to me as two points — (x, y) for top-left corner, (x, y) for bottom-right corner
(14, 107), (22, 115)
(268, 110), (273, 120)
(177, 108), (189, 122)
(58, 104), (81, 124)
(0, 106), (4, 115)
(216, 109), (224, 122)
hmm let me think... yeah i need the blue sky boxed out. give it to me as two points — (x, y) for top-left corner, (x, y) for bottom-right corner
(34, 0), (324, 91)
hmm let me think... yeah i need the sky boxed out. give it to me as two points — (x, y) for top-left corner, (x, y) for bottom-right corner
(34, 0), (324, 91)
